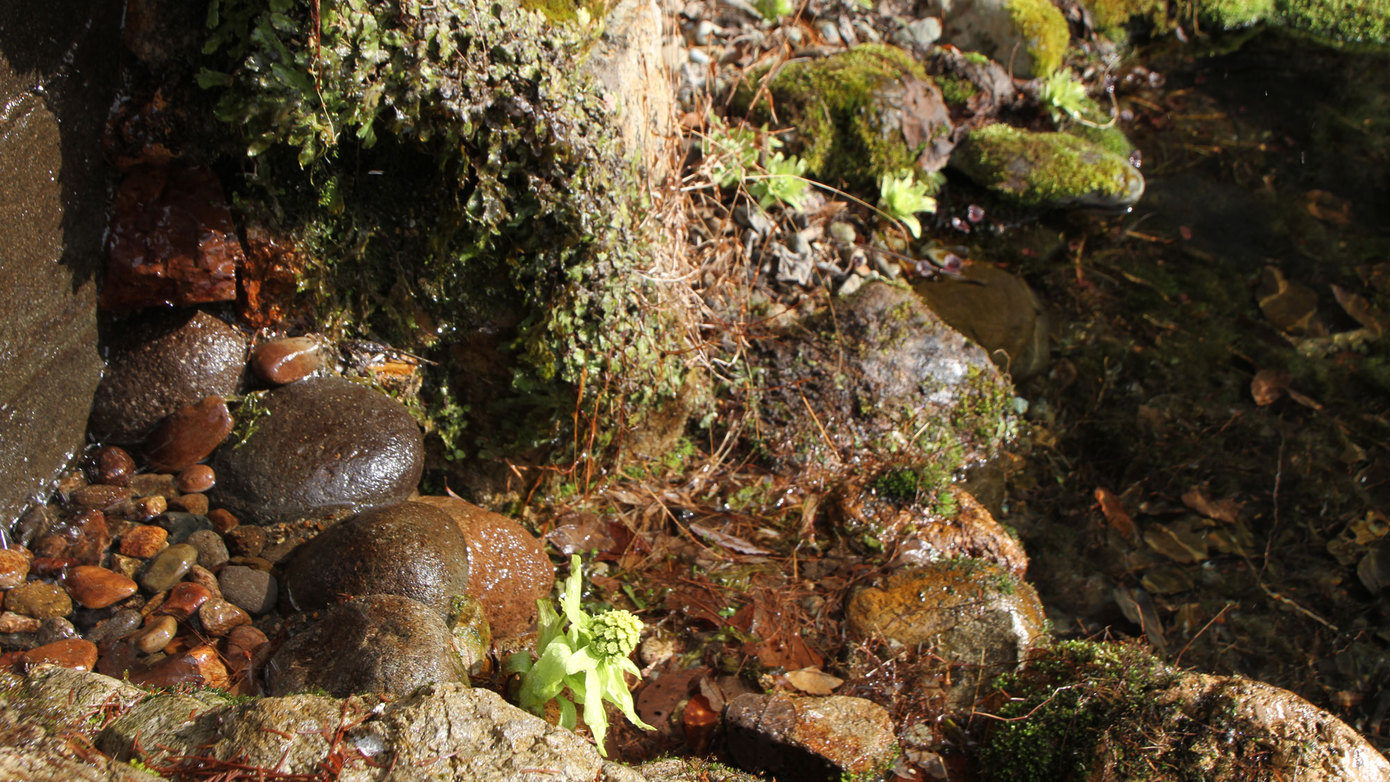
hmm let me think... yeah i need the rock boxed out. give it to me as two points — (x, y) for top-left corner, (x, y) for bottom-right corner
(950, 123), (1145, 209)
(210, 377), (425, 524)
(143, 395), (234, 472)
(156, 511), (212, 543)
(281, 501), (469, 616)
(186, 564), (222, 597)
(101, 163), (242, 311)
(35, 617), (77, 645)
(924, 0), (1068, 79)
(88, 309), (247, 444)
(636, 758), (761, 781)
(97, 686), (228, 761)
(198, 598), (250, 636)
(747, 281), (1014, 476)
(128, 472), (179, 499)
(175, 464), (216, 493)
(127, 643), (228, 690)
(217, 565), (277, 615)
(139, 542), (198, 592)
(132, 494), (168, 520)
(37, 508), (110, 565)
(67, 485), (129, 516)
(415, 495), (553, 638)
(157, 581), (212, 620)
(171, 492), (210, 516)
(207, 508), (239, 533)
(914, 263), (1048, 380)
(445, 593), (492, 675)
(733, 44), (955, 189)
(250, 336), (323, 384)
(90, 446), (137, 487)
(64, 565), (138, 609)
(88, 608), (143, 645)
(185, 528), (229, 570)
(0, 612), (40, 634)
(0, 549), (31, 589)
(132, 615), (177, 654)
(223, 525), (266, 558)
(4, 581), (72, 619)
(119, 524), (169, 558)
(723, 694), (897, 782)
(265, 594), (467, 698)
(23, 638), (98, 671)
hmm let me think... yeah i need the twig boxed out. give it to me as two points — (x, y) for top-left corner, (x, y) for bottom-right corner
(1174, 601), (1234, 666)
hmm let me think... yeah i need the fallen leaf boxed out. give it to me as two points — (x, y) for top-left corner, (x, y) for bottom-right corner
(1251, 368), (1291, 406)
(1181, 488), (1240, 524)
(1143, 521), (1209, 564)
(688, 522), (772, 555)
(1302, 189), (1353, 226)
(784, 667), (844, 695)
(1095, 487), (1137, 539)
(1286, 388), (1323, 410)
(1332, 285), (1385, 337)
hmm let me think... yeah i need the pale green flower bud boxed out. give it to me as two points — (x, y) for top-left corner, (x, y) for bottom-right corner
(590, 609), (643, 660)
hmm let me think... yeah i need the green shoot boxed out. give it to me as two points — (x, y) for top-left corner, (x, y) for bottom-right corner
(508, 555), (653, 756)
(753, 0), (795, 20)
(877, 171), (938, 238)
(748, 152), (812, 211)
(1039, 69), (1089, 124)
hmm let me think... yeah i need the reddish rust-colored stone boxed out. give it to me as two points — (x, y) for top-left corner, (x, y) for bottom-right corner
(0, 612), (40, 634)
(0, 549), (31, 589)
(237, 225), (304, 329)
(199, 598), (250, 637)
(176, 464), (216, 493)
(24, 639), (99, 671)
(101, 164), (242, 311)
(66, 566), (139, 609)
(158, 581), (212, 620)
(170, 493), (210, 515)
(144, 396), (234, 473)
(251, 336), (322, 384)
(91, 446), (136, 487)
(207, 508), (239, 534)
(128, 643), (228, 689)
(119, 525), (169, 559)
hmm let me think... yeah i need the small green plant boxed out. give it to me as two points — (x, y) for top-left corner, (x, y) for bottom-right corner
(703, 116), (813, 212)
(1038, 69), (1089, 124)
(877, 170), (937, 238)
(748, 152), (812, 211)
(509, 556), (653, 755)
(753, 0), (795, 20)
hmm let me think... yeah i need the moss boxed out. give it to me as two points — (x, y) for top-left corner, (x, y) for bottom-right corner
(1086, 0), (1170, 37)
(732, 44), (935, 191)
(1272, 0), (1390, 43)
(951, 124), (1145, 208)
(1055, 97), (1136, 158)
(935, 74), (979, 106)
(520, 0), (608, 23)
(200, 0), (684, 463)
(1006, 0), (1071, 78)
(1196, 0), (1276, 29)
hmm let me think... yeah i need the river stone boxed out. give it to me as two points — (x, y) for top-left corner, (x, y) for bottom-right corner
(210, 377), (424, 524)
(281, 501), (469, 616)
(4, 581), (72, 619)
(218, 564), (277, 615)
(950, 123), (1146, 209)
(723, 694), (897, 782)
(140, 542), (198, 592)
(415, 495), (552, 638)
(924, 0), (1068, 79)
(265, 594), (466, 698)
(143, 395), (234, 472)
(88, 309), (247, 444)
(914, 263), (1048, 380)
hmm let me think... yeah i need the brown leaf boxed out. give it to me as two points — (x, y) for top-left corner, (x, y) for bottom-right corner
(1180, 488), (1240, 524)
(1095, 487), (1137, 540)
(1302, 189), (1353, 226)
(1332, 284), (1385, 337)
(784, 666), (844, 695)
(688, 522), (772, 555)
(1286, 388), (1323, 411)
(1251, 368), (1291, 406)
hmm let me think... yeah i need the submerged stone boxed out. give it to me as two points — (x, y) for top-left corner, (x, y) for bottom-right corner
(951, 123), (1145, 208)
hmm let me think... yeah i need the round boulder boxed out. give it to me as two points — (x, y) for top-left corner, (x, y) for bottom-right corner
(264, 594), (466, 698)
(210, 377), (424, 524)
(88, 309), (247, 444)
(280, 501), (469, 616)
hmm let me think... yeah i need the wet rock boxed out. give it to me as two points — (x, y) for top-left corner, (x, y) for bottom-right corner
(158, 581), (212, 620)
(4, 581), (72, 619)
(132, 615), (177, 654)
(223, 625), (268, 678)
(265, 594), (466, 698)
(207, 508), (239, 533)
(88, 608), (143, 645)
(132, 494), (167, 520)
(0, 549), (31, 589)
(23, 638), (97, 671)
(914, 263), (1048, 380)
(223, 525), (266, 558)
(119, 524), (168, 558)
(40, 508), (110, 566)
(210, 377), (425, 524)
(101, 163), (242, 311)
(416, 495), (552, 638)
(281, 501), (469, 616)
(128, 472), (179, 499)
(65, 566), (138, 609)
(127, 643), (228, 690)
(97, 686), (228, 761)
(217, 565), (277, 615)
(156, 511), (212, 543)
(636, 758), (761, 781)
(198, 598), (250, 637)
(950, 124), (1145, 209)
(90, 446), (136, 487)
(0, 612), (40, 634)
(67, 485), (130, 516)
(445, 593), (492, 675)
(140, 543), (198, 592)
(171, 492), (211, 516)
(143, 395), (234, 472)
(748, 281), (1013, 475)
(34, 617), (77, 646)
(88, 309), (247, 444)
(186, 564), (222, 598)
(176, 464), (215, 493)
(723, 694), (897, 782)
(925, 0), (1068, 78)
(251, 336), (323, 384)
(185, 529), (229, 570)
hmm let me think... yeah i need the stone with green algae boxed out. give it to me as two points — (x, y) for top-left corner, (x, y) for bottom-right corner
(950, 123), (1145, 209)
(927, 0), (1071, 78)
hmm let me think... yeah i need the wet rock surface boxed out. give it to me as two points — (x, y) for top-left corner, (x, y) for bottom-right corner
(951, 123), (1146, 208)
(914, 262), (1049, 380)
(210, 377), (424, 524)
(723, 694), (897, 782)
(280, 501), (469, 616)
(87, 309), (248, 444)
(142, 395), (234, 472)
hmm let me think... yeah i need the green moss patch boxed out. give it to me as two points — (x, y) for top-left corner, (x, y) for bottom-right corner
(951, 123), (1145, 208)
(1007, 0), (1071, 78)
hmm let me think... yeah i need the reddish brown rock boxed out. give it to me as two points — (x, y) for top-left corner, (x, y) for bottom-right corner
(251, 336), (323, 384)
(68, 485), (131, 514)
(119, 524), (169, 558)
(223, 525), (266, 558)
(187, 565), (222, 598)
(171, 493), (210, 515)
(110, 554), (143, 580)
(199, 598), (250, 636)
(4, 581), (72, 618)
(101, 163), (242, 311)
(237, 225), (304, 329)
(129, 643), (228, 689)
(158, 581), (212, 620)
(415, 495), (554, 639)
(144, 396), (234, 472)
(176, 464), (216, 493)
(223, 624), (269, 678)
(133, 615), (179, 654)
(0, 611), (40, 633)
(91, 446), (136, 487)
(0, 548), (32, 589)
(133, 494), (168, 520)
(65, 566), (138, 609)
(207, 508), (239, 534)
(23, 638), (98, 671)
(129, 472), (179, 499)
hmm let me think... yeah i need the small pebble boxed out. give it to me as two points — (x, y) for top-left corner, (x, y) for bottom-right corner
(133, 494), (168, 520)
(218, 566), (277, 615)
(23, 638), (98, 671)
(128, 643), (227, 689)
(144, 396), (235, 472)
(0, 612), (40, 634)
(119, 525), (169, 558)
(187, 565), (222, 598)
(0, 549), (32, 589)
(4, 581), (72, 618)
(228, 556), (273, 572)
(140, 543), (199, 593)
(88, 608), (143, 644)
(91, 446), (136, 487)
(171, 493), (209, 515)
(133, 614), (179, 654)
(109, 554), (143, 580)
(128, 473), (178, 499)
(186, 530), (229, 571)
(158, 581), (212, 620)
(224, 526), (266, 558)
(66, 566), (139, 609)
(176, 464), (216, 493)
(36, 617), (78, 646)
(207, 508), (239, 534)
(251, 336), (322, 384)
(68, 484), (131, 513)
(158, 512), (213, 544)
(199, 598), (250, 636)
(224, 624), (269, 676)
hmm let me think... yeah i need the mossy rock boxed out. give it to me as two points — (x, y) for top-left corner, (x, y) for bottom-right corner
(950, 123), (1145, 208)
(1086, 0), (1170, 38)
(731, 44), (954, 191)
(1092, 0), (1390, 44)
(1272, 0), (1390, 44)
(198, 0), (687, 477)
(931, 0), (1070, 78)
